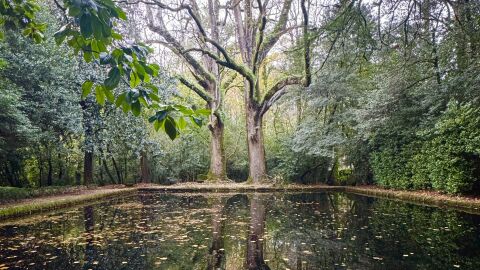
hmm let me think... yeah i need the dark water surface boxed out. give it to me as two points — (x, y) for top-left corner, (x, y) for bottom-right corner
(1, 192), (480, 270)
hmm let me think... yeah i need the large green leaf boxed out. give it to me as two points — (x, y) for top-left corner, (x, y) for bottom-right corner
(129, 72), (141, 88)
(91, 15), (104, 39)
(104, 88), (115, 103)
(95, 85), (105, 105)
(131, 101), (141, 116)
(153, 119), (163, 131)
(190, 116), (202, 127)
(115, 93), (126, 107)
(164, 117), (178, 140)
(80, 13), (93, 38)
(177, 117), (187, 130)
(104, 67), (120, 90)
(81, 81), (94, 99)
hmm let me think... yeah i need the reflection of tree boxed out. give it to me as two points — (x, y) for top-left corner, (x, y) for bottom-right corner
(83, 205), (95, 270)
(207, 194), (251, 270)
(207, 197), (226, 269)
(246, 194), (270, 270)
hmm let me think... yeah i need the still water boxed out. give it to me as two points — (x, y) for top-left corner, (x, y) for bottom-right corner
(1, 192), (480, 270)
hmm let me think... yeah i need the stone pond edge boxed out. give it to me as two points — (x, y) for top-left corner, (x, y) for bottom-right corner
(2, 185), (480, 220)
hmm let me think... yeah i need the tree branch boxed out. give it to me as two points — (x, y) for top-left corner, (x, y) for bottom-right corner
(146, 9), (215, 85)
(176, 76), (213, 102)
(301, 0), (312, 87)
(255, 0), (294, 66)
(252, 0), (267, 74)
(259, 75), (303, 116)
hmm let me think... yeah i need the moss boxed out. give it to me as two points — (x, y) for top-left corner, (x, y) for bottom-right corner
(0, 186), (91, 202)
(0, 188), (136, 220)
(204, 171), (228, 183)
(345, 186), (480, 215)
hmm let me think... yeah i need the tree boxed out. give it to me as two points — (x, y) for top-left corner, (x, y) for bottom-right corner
(142, 0), (312, 183)
(0, 80), (34, 187)
(145, 1), (226, 181)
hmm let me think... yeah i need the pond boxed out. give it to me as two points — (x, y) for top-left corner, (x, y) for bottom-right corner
(1, 192), (480, 270)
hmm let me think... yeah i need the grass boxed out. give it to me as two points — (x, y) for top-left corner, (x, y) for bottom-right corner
(0, 185), (93, 202)
(345, 186), (480, 214)
(0, 188), (136, 219)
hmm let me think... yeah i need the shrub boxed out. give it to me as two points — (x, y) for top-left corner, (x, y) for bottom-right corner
(371, 101), (480, 194)
(371, 147), (413, 189)
(412, 102), (480, 194)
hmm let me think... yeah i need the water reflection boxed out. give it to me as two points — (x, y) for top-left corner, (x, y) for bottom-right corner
(246, 194), (270, 270)
(83, 205), (95, 270)
(1, 192), (480, 270)
(207, 197), (226, 269)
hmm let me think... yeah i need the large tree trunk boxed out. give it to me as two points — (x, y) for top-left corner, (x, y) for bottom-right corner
(83, 151), (93, 185)
(140, 151), (150, 183)
(80, 99), (94, 186)
(57, 153), (64, 183)
(246, 104), (267, 183)
(208, 113), (226, 181)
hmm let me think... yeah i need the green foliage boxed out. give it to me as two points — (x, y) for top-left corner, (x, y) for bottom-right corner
(335, 168), (353, 185)
(148, 104), (209, 140)
(1, 0), (201, 138)
(370, 102), (480, 194)
(0, 0), (45, 42)
(370, 147), (413, 189)
(410, 102), (480, 194)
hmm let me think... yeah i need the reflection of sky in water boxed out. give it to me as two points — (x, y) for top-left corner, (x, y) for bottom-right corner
(1, 192), (480, 270)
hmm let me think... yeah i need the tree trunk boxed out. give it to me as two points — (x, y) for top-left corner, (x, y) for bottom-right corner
(99, 157), (104, 184)
(38, 157), (43, 187)
(107, 145), (122, 184)
(80, 99), (94, 186)
(246, 104), (267, 183)
(453, 1), (468, 70)
(102, 158), (116, 184)
(57, 153), (64, 182)
(208, 113), (226, 181)
(140, 151), (150, 183)
(84, 151), (93, 185)
(4, 163), (15, 187)
(47, 155), (53, 186)
(111, 156), (123, 184)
